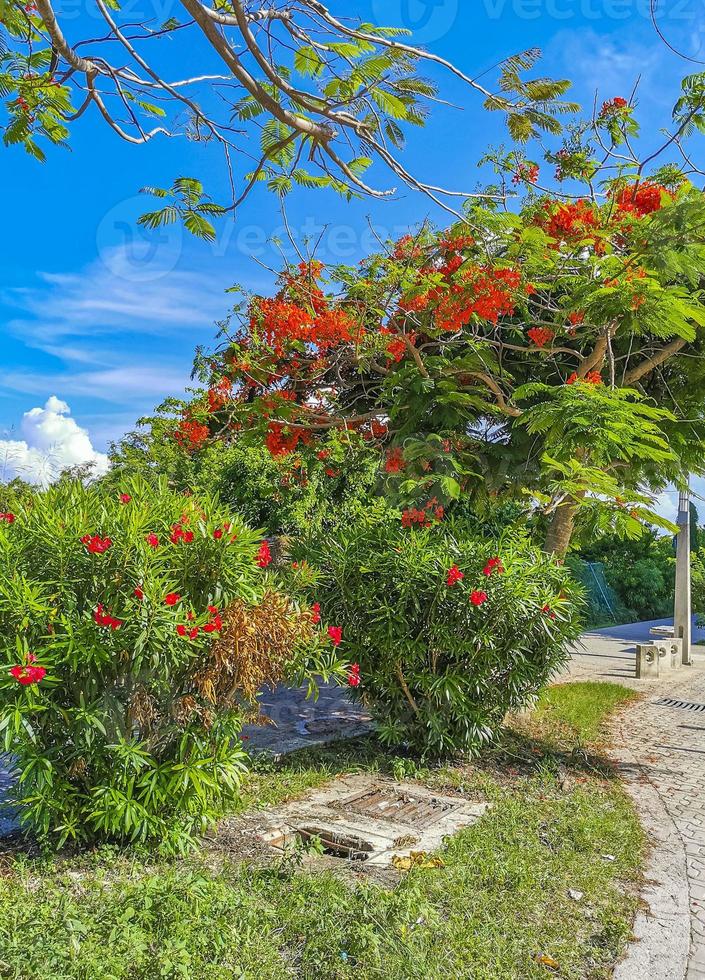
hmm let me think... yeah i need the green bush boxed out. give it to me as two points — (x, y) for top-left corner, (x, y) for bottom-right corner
(0, 477), (342, 851)
(300, 513), (584, 756)
(107, 409), (381, 537)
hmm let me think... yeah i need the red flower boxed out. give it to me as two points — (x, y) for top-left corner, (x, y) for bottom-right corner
(527, 327), (555, 349)
(82, 534), (112, 555)
(164, 593), (181, 606)
(347, 663), (361, 687)
(134, 586), (144, 600)
(145, 533), (160, 548)
(568, 311), (585, 326)
(176, 624), (188, 637)
(328, 626), (343, 646)
(385, 448), (406, 474)
(311, 602), (321, 624)
(542, 604), (557, 620)
(483, 556), (505, 576)
(613, 181), (671, 217)
(512, 162), (539, 185)
(470, 590), (488, 607)
(213, 528), (223, 540)
(585, 370), (603, 385)
(119, 493), (131, 504)
(0, 512), (16, 524)
(256, 541), (272, 568)
(599, 96), (628, 117)
(10, 662), (46, 685)
(93, 604), (123, 630)
(446, 565), (465, 587)
(183, 530), (194, 543)
(189, 627), (200, 640)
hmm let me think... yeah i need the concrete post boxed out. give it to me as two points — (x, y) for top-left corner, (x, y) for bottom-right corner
(674, 487), (692, 665)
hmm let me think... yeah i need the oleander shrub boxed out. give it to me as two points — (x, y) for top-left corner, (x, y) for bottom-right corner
(0, 477), (343, 851)
(301, 514), (585, 756)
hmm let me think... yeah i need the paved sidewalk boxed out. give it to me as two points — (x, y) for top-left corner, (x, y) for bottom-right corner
(565, 630), (705, 980)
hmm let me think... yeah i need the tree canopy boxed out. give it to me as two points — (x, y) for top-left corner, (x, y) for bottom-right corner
(0, 0), (573, 236)
(156, 82), (705, 553)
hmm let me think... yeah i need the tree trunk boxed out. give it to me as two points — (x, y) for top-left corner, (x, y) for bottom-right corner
(544, 497), (581, 557)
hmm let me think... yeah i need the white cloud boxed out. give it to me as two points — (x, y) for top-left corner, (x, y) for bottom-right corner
(0, 397), (109, 486)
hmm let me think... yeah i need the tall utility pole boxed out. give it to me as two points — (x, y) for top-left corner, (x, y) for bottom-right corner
(674, 486), (692, 665)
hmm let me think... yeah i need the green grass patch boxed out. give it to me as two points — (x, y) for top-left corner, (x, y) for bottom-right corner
(534, 682), (639, 745)
(0, 681), (645, 979)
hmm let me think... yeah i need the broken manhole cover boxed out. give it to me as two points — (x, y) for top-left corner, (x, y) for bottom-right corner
(255, 774), (487, 867)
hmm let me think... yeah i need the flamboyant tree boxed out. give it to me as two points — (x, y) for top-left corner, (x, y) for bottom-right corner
(165, 79), (705, 555)
(0, 0), (573, 234)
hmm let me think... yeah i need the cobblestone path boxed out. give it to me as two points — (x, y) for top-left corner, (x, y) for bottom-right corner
(565, 631), (705, 980)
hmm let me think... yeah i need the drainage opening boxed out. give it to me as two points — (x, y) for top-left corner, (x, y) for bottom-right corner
(270, 826), (373, 861)
(654, 697), (705, 712)
(337, 787), (459, 829)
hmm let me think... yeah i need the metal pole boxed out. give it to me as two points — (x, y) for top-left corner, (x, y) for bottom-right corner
(674, 486), (692, 665)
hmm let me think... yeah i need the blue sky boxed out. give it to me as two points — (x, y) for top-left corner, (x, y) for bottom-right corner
(1, 0), (702, 512)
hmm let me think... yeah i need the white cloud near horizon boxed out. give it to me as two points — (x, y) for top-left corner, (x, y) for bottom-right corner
(0, 397), (110, 486)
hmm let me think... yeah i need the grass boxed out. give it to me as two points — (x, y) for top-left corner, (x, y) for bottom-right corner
(0, 682), (645, 980)
(532, 681), (639, 745)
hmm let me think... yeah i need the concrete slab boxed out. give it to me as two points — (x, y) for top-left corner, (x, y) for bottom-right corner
(252, 773), (488, 867)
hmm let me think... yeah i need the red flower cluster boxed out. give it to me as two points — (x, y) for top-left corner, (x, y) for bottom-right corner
(470, 590), (488, 606)
(402, 497), (444, 529)
(542, 604), (557, 620)
(207, 377), (232, 413)
(483, 556), (505, 576)
(347, 663), (360, 687)
(10, 654), (46, 686)
(568, 311), (585, 326)
(204, 605), (223, 633)
(328, 625), (343, 646)
(434, 266), (521, 331)
(527, 327), (554, 348)
(0, 512), (15, 523)
(380, 327), (412, 363)
(176, 604), (222, 640)
(134, 586), (144, 600)
(538, 200), (598, 242)
(385, 448), (406, 473)
(145, 533), (160, 548)
(401, 507), (430, 529)
(265, 421), (312, 458)
(170, 521), (194, 545)
(311, 602), (321, 624)
(81, 534), (112, 554)
(93, 604), (123, 630)
(567, 371), (602, 385)
(256, 541), (272, 568)
(393, 234), (424, 261)
(119, 493), (131, 504)
(176, 624), (198, 639)
(613, 182), (671, 218)
(164, 592), (181, 606)
(512, 163), (539, 184)
(599, 96), (628, 116)
(252, 295), (357, 357)
(446, 564), (465, 587)
(174, 417), (210, 451)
